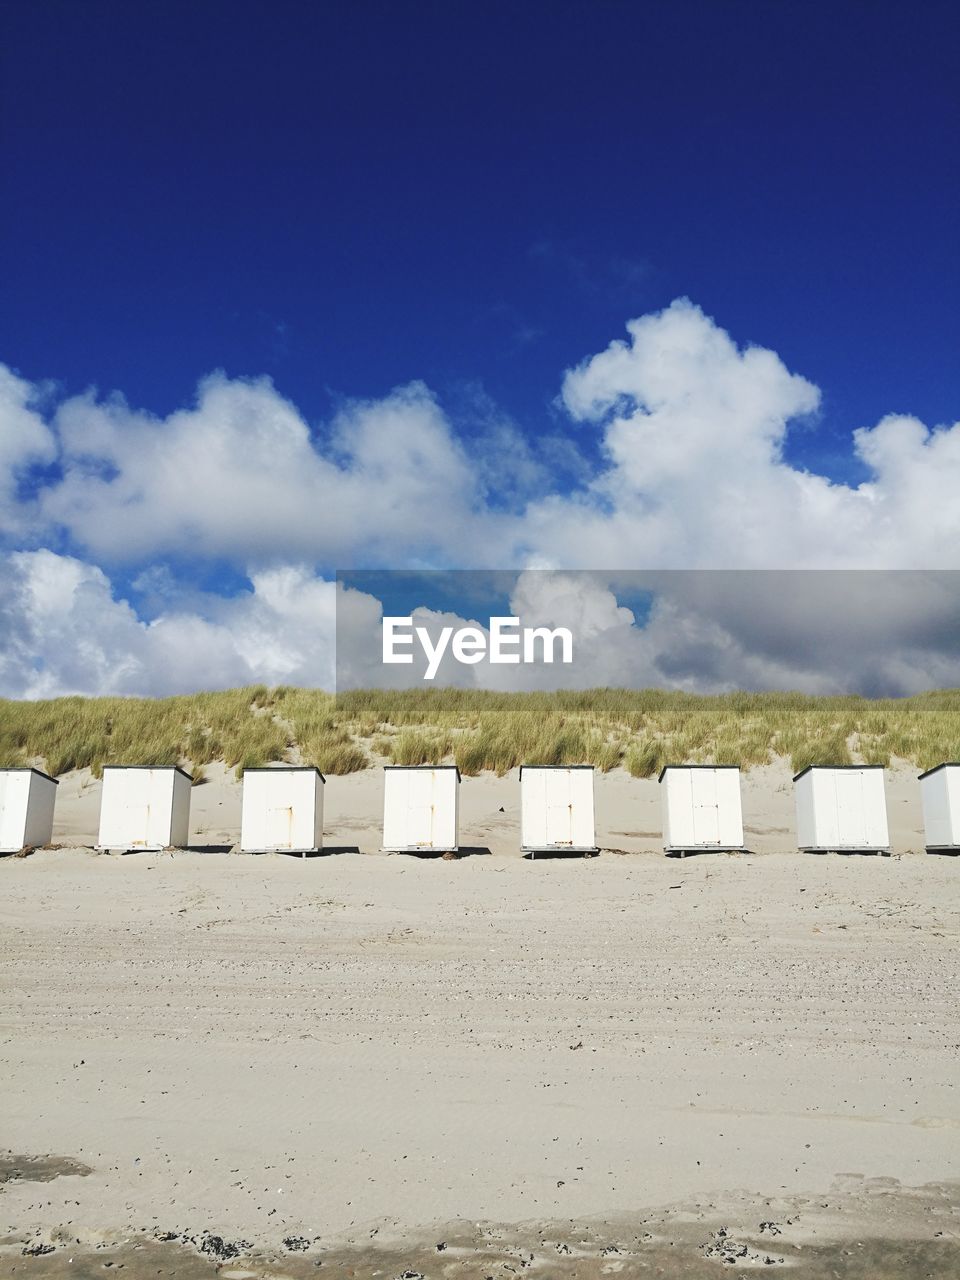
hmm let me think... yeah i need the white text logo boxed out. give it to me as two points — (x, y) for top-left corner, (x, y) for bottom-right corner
(382, 616), (574, 681)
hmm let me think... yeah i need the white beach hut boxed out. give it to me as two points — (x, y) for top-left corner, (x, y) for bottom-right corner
(96, 765), (192, 851)
(0, 768), (59, 853)
(520, 765), (597, 856)
(659, 765), (744, 856)
(240, 766), (325, 854)
(918, 763), (960, 852)
(794, 765), (889, 853)
(382, 765), (460, 853)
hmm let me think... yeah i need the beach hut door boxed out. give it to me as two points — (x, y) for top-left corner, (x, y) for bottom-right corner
(407, 769), (436, 847)
(268, 803), (294, 849)
(265, 773), (297, 849)
(118, 785), (153, 848)
(835, 771), (863, 847)
(126, 805), (151, 846)
(545, 771), (573, 846)
(692, 771), (721, 846)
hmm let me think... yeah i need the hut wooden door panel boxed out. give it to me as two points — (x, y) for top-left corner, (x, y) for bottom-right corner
(692, 770), (721, 846)
(405, 769), (436, 847)
(266, 775), (298, 849)
(835, 770), (864, 847)
(860, 772), (889, 848)
(119, 793), (154, 847)
(568, 770), (596, 848)
(545, 770), (573, 846)
(267, 803), (294, 848)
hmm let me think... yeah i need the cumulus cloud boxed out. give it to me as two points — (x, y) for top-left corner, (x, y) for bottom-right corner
(521, 298), (960, 569)
(2, 297), (960, 696)
(334, 569), (960, 697)
(2, 554), (959, 699)
(39, 375), (485, 566)
(0, 550), (340, 698)
(5, 298), (960, 575)
(0, 366), (58, 537)
(627, 571), (960, 695)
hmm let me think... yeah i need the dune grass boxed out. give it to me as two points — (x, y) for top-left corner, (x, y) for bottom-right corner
(0, 686), (958, 779)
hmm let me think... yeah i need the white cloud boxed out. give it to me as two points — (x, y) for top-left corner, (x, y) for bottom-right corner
(40, 375), (484, 566)
(0, 550), (340, 698)
(849, 412), (960, 560)
(628, 571), (960, 695)
(334, 569), (960, 697)
(506, 570), (960, 695)
(2, 297), (960, 697)
(5, 299), (960, 575)
(0, 366), (58, 537)
(522, 297), (960, 569)
(3, 556), (959, 699)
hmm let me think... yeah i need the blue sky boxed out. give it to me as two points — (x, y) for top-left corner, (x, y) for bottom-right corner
(1, 0), (958, 696)
(3, 1), (957, 461)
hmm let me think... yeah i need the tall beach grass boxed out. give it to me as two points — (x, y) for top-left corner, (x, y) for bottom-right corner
(0, 686), (957, 779)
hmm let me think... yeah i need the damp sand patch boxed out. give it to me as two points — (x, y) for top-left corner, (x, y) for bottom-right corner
(0, 1154), (92, 1186)
(2, 1179), (958, 1280)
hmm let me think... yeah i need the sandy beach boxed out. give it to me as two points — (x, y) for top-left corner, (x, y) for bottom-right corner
(5, 0), (957, 1273)
(1, 764), (958, 1277)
